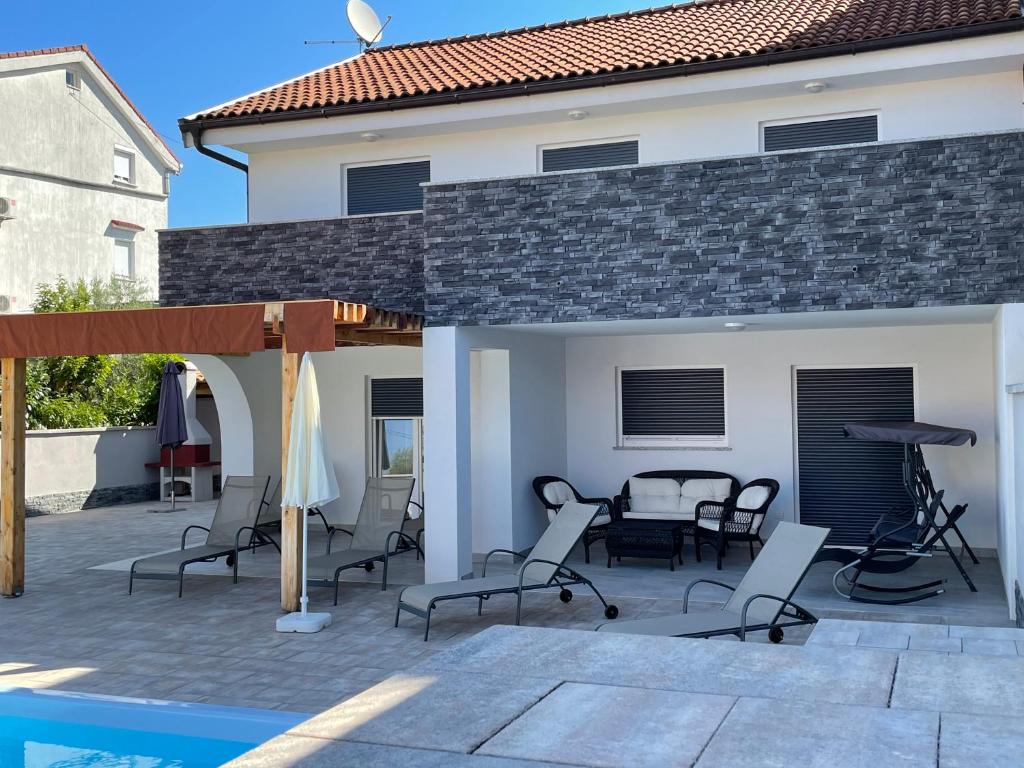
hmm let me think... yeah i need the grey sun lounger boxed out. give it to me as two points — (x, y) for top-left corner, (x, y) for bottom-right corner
(307, 476), (418, 604)
(129, 475), (271, 597)
(396, 501), (619, 640)
(596, 521), (829, 643)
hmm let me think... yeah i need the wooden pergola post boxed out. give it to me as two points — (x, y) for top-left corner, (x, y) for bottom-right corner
(1, 358), (26, 598)
(280, 336), (302, 612)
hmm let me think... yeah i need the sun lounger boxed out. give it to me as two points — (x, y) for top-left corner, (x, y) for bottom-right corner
(306, 476), (418, 603)
(596, 521), (828, 643)
(129, 475), (271, 597)
(395, 501), (619, 640)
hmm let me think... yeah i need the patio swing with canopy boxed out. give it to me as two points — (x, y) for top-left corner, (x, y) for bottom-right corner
(815, 420), (980, 605)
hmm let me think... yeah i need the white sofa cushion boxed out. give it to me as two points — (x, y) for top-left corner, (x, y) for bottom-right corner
(679, 478), (733, 520)
(737, 485), (770, 511)
(542, 481), (575, 507)
(624, 477), (683, 520)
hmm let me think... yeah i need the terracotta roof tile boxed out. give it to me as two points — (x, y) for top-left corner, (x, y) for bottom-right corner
(1, 44), (180, 164)
(192, 0), (1022, 122)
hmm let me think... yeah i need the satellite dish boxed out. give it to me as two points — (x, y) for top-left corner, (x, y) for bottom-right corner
(347, 0), (389, 48)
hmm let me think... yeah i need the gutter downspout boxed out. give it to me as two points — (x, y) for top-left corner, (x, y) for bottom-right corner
(187, 127), (248, 173)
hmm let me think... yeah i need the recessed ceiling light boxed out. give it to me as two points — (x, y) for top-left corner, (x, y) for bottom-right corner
(724, 322), (748, 331)
(361, 131), (382, 142)
(567, 109), (589, 121)
(804, 81), (826, 94)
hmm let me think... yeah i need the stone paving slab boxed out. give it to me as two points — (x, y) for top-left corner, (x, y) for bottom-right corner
(288, 671), (559, 753)
(417, 625), (897, 708)
(808, 619), (1024, 657)
(939, 713), (1024, 768)
(696, 697), (938, 768)
(478, 682), (735, 768)
(225, 735), (562, 767)
(891, 652), (1024, 718)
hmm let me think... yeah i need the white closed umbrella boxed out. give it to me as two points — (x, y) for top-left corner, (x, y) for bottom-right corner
(276, 352), (340, 634)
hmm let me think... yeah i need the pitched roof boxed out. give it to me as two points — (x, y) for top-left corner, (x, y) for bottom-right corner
(1, 44), (180, 166)
(188, 0), (1023, 126)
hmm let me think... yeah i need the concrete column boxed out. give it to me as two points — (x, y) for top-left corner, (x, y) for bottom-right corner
(423, 327), (473, 583)
(994, 304), (1024, 621)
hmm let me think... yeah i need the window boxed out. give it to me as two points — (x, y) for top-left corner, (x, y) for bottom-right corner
(762, 114), (879, 152)
(617, 367), (727, 448)
(112, 238), (134, 279)
(540, 139), (640, 173)
(65, 69), (81, 90)
(795, 367), (915, 544)
(345, 160), (430, 215)
(113, 148), (135, 185)
(369, 377), (424, 505)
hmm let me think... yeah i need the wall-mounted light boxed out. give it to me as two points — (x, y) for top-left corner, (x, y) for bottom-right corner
(567, 109), (589, 121)
(361, 131), (382, 142)
(804, 81), (826, 94)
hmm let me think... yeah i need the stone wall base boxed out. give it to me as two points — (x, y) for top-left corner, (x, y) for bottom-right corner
(26, 483), (160, 517)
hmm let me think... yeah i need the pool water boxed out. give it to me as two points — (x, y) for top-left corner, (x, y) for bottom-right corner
(0, 688), (309, 767)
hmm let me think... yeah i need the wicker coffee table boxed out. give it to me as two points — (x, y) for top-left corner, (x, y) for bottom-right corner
(604, 520), (689, 571)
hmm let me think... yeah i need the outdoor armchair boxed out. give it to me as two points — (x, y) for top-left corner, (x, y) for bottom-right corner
(532, 475), (612, 563)
(597, 521), (828, 643)
(396, 501), (619, 640)
(128, 475), (271, 597)
(695, 478), (780, 570)
(306, 476), (419, 604)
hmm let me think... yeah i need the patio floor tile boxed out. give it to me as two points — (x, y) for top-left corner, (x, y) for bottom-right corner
(856, 629), (911, 650)
(695, 698), (938, 768)
(948, 625), (1024, 641)
(478, 682), (735, 768)
(939, 712), (1024, 768)
(961, 638), (1019, 657)
(891, 652), (1024, 717)
(225, 734), (563, 767)
(908, 636), (962, 653)
(289, 671), (558, 753)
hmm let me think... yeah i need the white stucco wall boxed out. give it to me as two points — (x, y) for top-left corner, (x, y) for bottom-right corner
(993, 305), (1024, 616)
(564, 323), (998, 549)
(25, 426), (159, 497)
(0, 59), (171, 308)
(243, 68), (1024, 223)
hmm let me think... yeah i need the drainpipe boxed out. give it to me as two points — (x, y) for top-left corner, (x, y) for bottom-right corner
(187, 127), (248, 173)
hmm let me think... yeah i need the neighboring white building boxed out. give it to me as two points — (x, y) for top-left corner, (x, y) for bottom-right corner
(0, 45), (181, 311)
(164, 0), (1024, 620)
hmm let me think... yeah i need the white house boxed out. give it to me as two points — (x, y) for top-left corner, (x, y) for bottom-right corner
(0, 45), (181, 310)
(160, 0), (1024, 621)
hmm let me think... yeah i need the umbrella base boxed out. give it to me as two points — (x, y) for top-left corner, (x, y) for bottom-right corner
(276, 611), (332, 634)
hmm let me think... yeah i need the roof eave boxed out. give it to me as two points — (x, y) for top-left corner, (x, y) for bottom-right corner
(178, 17), (1024, 135)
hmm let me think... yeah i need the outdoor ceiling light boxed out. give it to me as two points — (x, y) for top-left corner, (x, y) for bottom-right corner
(567, 109), (589, 121)
(361, 131), (382, 142)
(804, 81), (826, 94)
(724, 322), (748, 331)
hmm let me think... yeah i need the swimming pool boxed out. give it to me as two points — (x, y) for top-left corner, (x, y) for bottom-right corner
(0, 688), (309, 767)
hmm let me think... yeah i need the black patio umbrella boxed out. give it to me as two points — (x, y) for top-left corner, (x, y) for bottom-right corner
(151, 361), (188, 512)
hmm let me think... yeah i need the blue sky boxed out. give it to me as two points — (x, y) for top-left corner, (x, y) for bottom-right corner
(6, 1), (640, 227)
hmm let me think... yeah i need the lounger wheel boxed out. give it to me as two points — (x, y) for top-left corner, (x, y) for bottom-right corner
(559, 588), (573, 603)
(768, 627), (784, 644)
(604, 605), (619, 620)
(226, 554), (235, 567)
(364, 563), (375, 572)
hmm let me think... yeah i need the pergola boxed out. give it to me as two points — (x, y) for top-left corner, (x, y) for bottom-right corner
(0, 299), (423, 610)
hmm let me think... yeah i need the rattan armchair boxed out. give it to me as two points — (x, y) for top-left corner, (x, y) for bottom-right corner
(695, 478), (780, 570)
(532, 476), (612, 564)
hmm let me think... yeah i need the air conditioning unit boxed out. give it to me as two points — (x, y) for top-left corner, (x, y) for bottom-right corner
(0, 197), (16, 221)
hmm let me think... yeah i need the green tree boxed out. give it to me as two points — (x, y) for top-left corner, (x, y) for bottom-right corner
(26, 277), (179, 429)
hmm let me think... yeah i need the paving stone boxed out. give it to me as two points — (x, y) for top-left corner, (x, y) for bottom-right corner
(479, 682), (735, 768)
(908, 636), (962, 653)
(696, 698), (938, 768)
(289, 671), (558, 753)
(419, 625), (897, 708)
(948, 625), (1024, 641)
(939, 712), (1024, 768)
(892, 653), (1024, 717)
(225, 735), (562, 767)
(961, 638), (1020, 657)
(857, 629), (910, 650)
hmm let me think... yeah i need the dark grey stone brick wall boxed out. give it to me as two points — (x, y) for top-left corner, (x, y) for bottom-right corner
(26, 483), (160, 517)
(159, 213), (424, 314)
(423, 132), (1024, 326)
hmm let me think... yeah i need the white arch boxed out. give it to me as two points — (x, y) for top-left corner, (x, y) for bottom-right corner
(188, 354), (255, 477)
